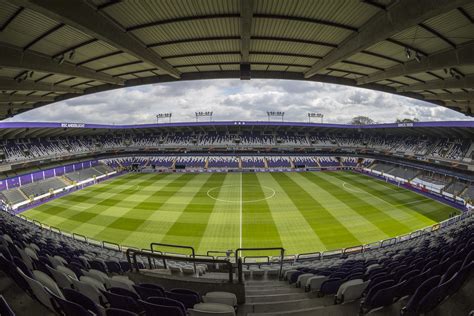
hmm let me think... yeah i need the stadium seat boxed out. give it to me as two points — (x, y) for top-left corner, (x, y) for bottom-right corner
(189, 303), (236, 316)
(0, 295), (15, 316)
(102, 290), (143, 314)
(133, 284), (165, 300)
(139, 299), (185, 316)
(63, 288), (105, 316)
(106, 308), (138, 316)
(17, 267), (56, 312)
(202, 291), (237, 307)
(146, 297), (186, 315)
(401, 275), (441, 315)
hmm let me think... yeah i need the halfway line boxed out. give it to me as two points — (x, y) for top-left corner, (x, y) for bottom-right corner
(239, 172), (243, 248)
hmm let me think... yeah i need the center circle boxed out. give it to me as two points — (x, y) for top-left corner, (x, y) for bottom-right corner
(206, 185), (276, 203)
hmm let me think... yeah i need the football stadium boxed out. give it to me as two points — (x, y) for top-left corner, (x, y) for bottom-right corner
(0, 1), (473, 316)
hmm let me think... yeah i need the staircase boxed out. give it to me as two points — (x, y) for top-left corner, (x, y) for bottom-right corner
(289, 157), (295, 169)
(263, 158), (269, 169)
(315, 157), (321, 168)
(239, 280), (355, 315)
(205, 157), (209, 169)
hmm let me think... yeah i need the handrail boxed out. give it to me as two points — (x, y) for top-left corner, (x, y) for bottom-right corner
(235, 247), (285, 282)
(343, 245), (363, 255)
(150, 242), (196, 273)
(126, 248), (235, 283)
(207, 250), (234, 258)
(102, 240), (121, 251)
(4, 208), (471, 271)
(50, 226), (61, 234)
(72, 233), (87, 242)
(243, 256), (269, 264)
(296, 251), (321, 262)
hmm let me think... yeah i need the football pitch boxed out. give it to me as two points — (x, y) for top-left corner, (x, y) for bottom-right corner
(22, 171), (458, 255)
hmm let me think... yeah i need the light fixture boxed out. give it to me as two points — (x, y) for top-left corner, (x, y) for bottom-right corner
(56, 54), (65, 64)
(68, 50), (75, 60)
(28, 71), (34, 77)
(405, 48), (412, 59)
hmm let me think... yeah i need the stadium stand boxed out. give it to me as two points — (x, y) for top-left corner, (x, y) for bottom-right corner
(0, 203), (471, 316)
(1, 133), (472, 165)
(20, 178), (67, 198)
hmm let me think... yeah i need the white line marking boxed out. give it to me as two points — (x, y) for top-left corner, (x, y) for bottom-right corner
(342, 181), (433, 209)
(240, 172), (242, 248)
(206, 185), (276, 203)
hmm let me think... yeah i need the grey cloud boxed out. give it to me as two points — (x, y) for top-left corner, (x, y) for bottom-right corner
(5, 79), (471, 124)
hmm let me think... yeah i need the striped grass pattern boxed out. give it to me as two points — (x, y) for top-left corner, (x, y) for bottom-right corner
(23, 172), (458, 255)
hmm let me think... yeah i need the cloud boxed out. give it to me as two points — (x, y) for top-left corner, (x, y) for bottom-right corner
(5, 79), (471, 124)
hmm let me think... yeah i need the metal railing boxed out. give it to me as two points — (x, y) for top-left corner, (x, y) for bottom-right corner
(236, 247), (285, 282)
(3, 208), (471, 276)
(151, 242), (196, 273)
(126, 248), (235, 283)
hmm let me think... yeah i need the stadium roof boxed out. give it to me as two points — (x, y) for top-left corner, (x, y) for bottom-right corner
(0, 0), (474, 119)
(0, 120), (472, 139)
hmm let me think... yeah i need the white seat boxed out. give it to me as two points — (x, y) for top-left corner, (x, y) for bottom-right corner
(70, 277), (105, 305)
(47, 265), (73, 289)
(109, 276), (136, 292)
(203, 292), (237, 307)
(296, 273), (314, 288)
(56, 265), (78, 280)
(53, 255), (68, 266)
(16, 247), (34, 271)
(47, 255), (63, 268)
(190, 303), (235, 316)
(82, 269), (110, 287)
(33, 270), (64, 299)
(284, 269), (298, 280)
(307, 275), (329, 292)
(336, 279), (369, 304)
(17, 268), (55, 312)
(80, 276), (106, 291)
(24, 247), (38, 260)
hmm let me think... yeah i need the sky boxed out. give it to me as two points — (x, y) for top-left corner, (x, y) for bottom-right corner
(6, 79), (472, 124)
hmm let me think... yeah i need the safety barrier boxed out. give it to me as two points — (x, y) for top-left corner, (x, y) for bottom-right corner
(125, 248), (235, 283)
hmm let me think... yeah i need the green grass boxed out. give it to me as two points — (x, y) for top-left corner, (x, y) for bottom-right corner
(22, 171), (458, 255)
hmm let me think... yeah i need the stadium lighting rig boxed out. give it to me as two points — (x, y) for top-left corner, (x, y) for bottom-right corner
(308, 112), (324, 123)
(195, 111), (213, 122)
(156, 113), (172, 123)
(267, 111), (285, 122)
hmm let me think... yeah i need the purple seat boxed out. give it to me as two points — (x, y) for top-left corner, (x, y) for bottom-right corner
(106, 261), (122, 274)
(133, 284), (164, 300)
(365, 281), (404, 313)
(319, 278), (344, 296)
(0, 295), (15, 316)
(101, 290), (143, 314)
(139, 300), (185, 316)
(401, 275), (441, 316)
(146, 297), (186, 316)
(165, 291), (199, 309)
(89, 260), (108, 273)
(63, 288), (101, 316)
(49, 290), (94, 316)
(361, 280), (395, 312)
(106, 308), (138, 316)
(109, 287), (140, 300)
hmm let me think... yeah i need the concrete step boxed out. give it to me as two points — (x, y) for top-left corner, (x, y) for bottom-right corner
(243, 296), (335, 314)
(246, 292), (311, 303)
(245, 280), (288, 287)
(246, 301), (359, 316)
(246, 287), (303, 295)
